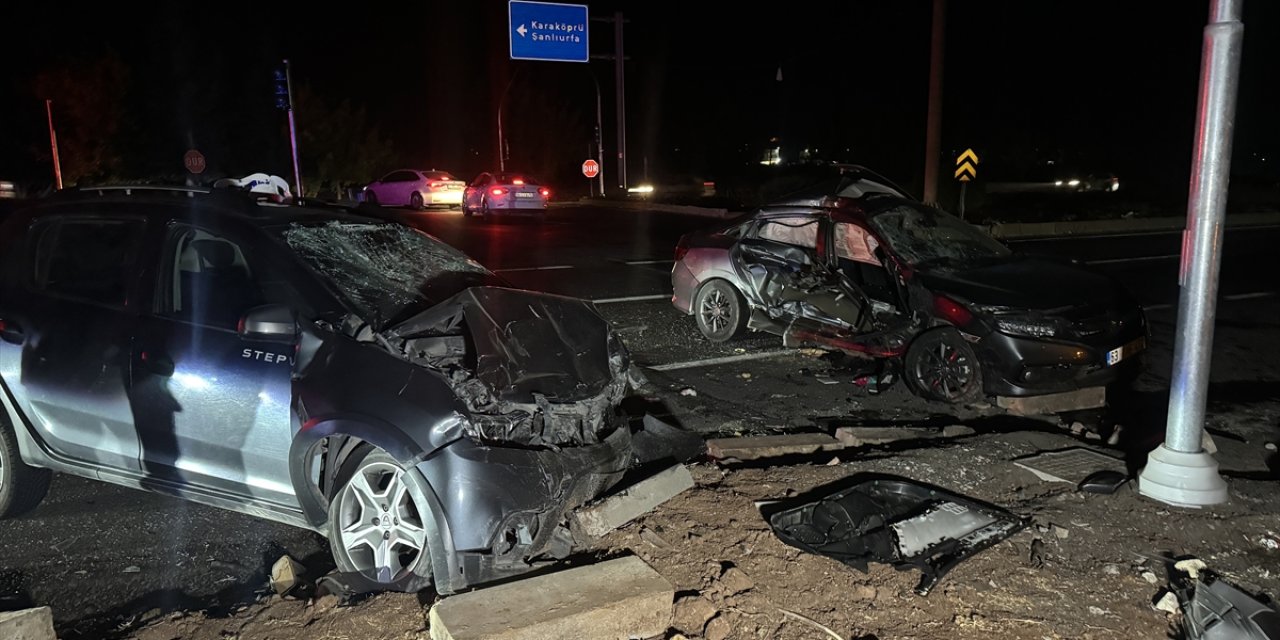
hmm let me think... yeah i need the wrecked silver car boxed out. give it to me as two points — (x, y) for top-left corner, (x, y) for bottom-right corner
(0, 187), (687, 596)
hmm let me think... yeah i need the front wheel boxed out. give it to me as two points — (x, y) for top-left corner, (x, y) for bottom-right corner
(693, 279), (748, 342)
(904, 327), (985, 404)
(365, 191), (379, 206)
(0, 420), (51, 518)
(409, 192), (425, 210)
(328, 448), (434, 590)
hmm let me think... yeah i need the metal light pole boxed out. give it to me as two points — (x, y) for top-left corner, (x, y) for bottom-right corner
(496, 67), (524, 173)
(283, 59), (303, 198)
(1138, 0), (1243, 508)
(45, 100), (63, 190)
(591, 70), (606, 196)
(922, 0), (946, 204)
(614, 10), (627, 191)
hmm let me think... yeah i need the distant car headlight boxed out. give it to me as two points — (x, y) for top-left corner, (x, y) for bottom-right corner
(996, 319), (1059, 338)
(628, 184), (655, 194)
(1067, 179), (1081, 187)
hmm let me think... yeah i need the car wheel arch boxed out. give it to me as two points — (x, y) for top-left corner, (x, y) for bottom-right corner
(289, 417), (463, 593)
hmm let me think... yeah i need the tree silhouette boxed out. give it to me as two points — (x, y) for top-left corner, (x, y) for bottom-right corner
(33, 52), (129, 185)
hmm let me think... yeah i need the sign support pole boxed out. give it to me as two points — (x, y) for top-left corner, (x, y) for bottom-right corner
(284, 59), (303, 198)
(45, 100), (63, 191)
(1138, 0), (1242, 508)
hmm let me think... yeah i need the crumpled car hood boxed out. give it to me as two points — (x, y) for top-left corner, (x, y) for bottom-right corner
(919, 256), (1126, 310)
(390, 286), (622, 404)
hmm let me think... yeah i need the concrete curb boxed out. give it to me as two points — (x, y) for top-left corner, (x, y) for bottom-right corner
(987, 211), (1280, 239)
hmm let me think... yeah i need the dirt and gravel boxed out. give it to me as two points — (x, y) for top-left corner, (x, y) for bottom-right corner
(124, 299), (1280, 640)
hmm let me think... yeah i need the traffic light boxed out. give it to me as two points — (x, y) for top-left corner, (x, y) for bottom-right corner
(273, 67), (290, 111)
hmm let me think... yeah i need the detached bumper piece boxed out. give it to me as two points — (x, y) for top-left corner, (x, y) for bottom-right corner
(767, 477), (1028, 595)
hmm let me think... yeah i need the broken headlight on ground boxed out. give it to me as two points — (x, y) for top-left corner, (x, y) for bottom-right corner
(766, 476), (1028, 595)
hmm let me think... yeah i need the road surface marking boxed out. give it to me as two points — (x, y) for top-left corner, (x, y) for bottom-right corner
(492, 264), (575, 272)
(1224, 291), (1274, 301)
(592, 294), (670, 304)
(648, 350), (792, 372)
(1087, 254), (1180, 265)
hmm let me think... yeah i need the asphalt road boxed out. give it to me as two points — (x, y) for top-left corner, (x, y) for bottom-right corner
(1, 202), (1275, 637)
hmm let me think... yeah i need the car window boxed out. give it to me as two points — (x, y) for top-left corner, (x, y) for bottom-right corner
(756, 216), (819, 249)
(29, 218), (146, 307)
(869, 204), (1010, 268)
(157, 225), (293, 330)
(835, 222), (881, 265)
(424, 172), (456, 181)
(470, 175), (488, 188)
(494, 173), (539, 185)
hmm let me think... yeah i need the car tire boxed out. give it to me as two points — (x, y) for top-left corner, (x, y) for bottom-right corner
(481, 199), (495, 224)
(410, 192), (425, 210)
(0, 419), (51, 519)
(693, 279), (748, 343)
(365, 191), (379, 206)
(328, 447), (434, 591)
(904, 327), (985, 404)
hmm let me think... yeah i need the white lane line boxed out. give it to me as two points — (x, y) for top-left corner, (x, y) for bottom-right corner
(1224, 291), (1275, 301)
(592, 294), (670, 304)
(648, 350), (792, 372)
(1087, 254), (1180, 265)
(624, 259), (673, 265)
(492, 264), (575, 272)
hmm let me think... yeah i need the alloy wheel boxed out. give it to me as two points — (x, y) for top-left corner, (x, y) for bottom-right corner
(334, 460), (428, 584)
(700, 289), (732, 334)
(915, 340), (974, 401)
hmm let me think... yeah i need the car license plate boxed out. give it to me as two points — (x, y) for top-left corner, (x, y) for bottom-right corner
(1106, 336), (1146, 366)
(515, 192), (536, 198)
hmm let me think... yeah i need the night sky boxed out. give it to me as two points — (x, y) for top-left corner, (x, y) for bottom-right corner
(1, 1), (1276, 196)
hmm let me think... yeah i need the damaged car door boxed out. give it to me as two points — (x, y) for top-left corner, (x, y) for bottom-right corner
(731, 213), (872, 336)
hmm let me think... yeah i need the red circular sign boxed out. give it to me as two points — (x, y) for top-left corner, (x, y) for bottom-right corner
(183, 149), (206, 175)
(582, 159), (600, 179)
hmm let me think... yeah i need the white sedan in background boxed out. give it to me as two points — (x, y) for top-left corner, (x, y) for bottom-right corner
(461, 172), (551, 222)
(364, 169), (466, 209)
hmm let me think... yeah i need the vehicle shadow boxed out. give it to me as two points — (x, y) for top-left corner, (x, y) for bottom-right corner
(55, 545), (334, 640)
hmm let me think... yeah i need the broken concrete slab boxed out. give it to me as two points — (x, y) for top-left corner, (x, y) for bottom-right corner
(0, 607), (56, 640)
(833, 425), (973, 447)
(575, 464), (694, 538)
(996, 386), (1106, 416)
(428, 556), (673, 640)
(706, 433), (842, 461)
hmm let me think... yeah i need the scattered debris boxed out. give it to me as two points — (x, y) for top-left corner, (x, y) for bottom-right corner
(1266, 442), (1278, 452)
(639, 527), (674, 550)
(575, 465), (695, 538)
(1103, 563), (1122, 575)
(1201, 431), (1219, 454)
(1168, 559), (1280, 639)
(1258, 533), (1280, 552)
(122, 566), (141, 574)
(1142, 571), (1160, 585)
(706, 433), (843, 461)
(739, 372), (752, 380)
(1078, 469), (1129, 494)
(766, 475), (1028, 595)
(997, 387), (1106, 416)
(825, 456), (842, 466)
(1088, 605), (1108, 616)
(777, 607), (844, 640)
(1050, 524), (1070, 540)
(1013, 447), (1127, 485)
(1154, 590), (1181, 615)
(0, 606), (55, 640)
(1175, 558), (1209, 580)
(270, 555), (306, 597)
(679, 387), (698, 397)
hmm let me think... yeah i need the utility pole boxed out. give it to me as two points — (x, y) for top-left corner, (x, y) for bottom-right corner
(922, 0), (946, 204)
(44, 100), (63, 190)
(1138, 0), (1243, 508)
(283, 59), (303, 198)
(614, 11), (628, 191)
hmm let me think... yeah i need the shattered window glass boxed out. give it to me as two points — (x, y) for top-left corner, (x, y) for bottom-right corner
(835, 222), (880, 265)
(869, 205), (1009, 268)
(280, 221), (490, 327)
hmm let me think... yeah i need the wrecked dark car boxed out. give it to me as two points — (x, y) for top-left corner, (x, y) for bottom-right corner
(672, 170), (1147, 403)
(0, 186), (684, 594)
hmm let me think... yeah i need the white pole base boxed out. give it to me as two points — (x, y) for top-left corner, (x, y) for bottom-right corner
(1137, 444), (1228, 508)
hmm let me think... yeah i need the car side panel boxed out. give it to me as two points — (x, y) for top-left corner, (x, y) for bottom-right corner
(672, 246), (739, 315)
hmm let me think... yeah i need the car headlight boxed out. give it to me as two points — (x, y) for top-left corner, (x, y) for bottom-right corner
(996, 319), (1059, 338)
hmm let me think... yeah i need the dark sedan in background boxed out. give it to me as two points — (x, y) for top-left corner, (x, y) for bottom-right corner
(671, 169), (1146, 404)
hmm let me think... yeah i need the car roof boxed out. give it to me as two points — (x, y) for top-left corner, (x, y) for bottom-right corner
(16, 185), (373, 227)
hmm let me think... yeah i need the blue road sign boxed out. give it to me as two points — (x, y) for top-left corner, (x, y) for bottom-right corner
(509, 1), (589, 63)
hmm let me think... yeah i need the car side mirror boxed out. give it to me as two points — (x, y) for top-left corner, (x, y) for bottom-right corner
(239, 304), (297, 343)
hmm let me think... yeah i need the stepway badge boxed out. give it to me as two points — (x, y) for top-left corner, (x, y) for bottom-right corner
(509, 1), (589, 63)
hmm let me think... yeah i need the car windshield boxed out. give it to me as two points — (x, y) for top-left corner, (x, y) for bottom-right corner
(869, 204), (1010, 268)
(279, 220), (492, 328)
(493, 173), (539, 185)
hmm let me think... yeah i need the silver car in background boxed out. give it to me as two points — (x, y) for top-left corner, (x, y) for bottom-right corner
(462, 172), (550, 222)
(364, 169), (465, 209)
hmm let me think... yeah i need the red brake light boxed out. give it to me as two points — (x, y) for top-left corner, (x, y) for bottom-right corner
(933, 295), (973, 327)
(538, 188), (550, 197)
(513, 179), (524, 185)
(429, 182), (443, 189)
(491, 187), (507, 196)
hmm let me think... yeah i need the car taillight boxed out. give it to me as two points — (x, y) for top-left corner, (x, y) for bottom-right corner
(491, 187), (508, 196)
(539, 188), (550, 197)
(933, 295), (973, 327)
(429, 182), (444, 189)
(513, 179), (524, 185)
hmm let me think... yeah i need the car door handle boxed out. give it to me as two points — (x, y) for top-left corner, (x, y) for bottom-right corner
(139, 350), (175, 377)
(0, 318), (22, 345)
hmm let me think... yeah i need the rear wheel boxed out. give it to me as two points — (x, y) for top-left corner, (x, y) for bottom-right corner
(905, 327), (984, 404)
(694, 279), (748, 342)
(409, 192), (425, 210)
(0, 420), (51, 518)
(482, 198), (495, 224)
(328, 448), (434, 589)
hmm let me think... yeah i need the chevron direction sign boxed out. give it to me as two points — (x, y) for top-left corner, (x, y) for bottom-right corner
(954, 148), (979, 182)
